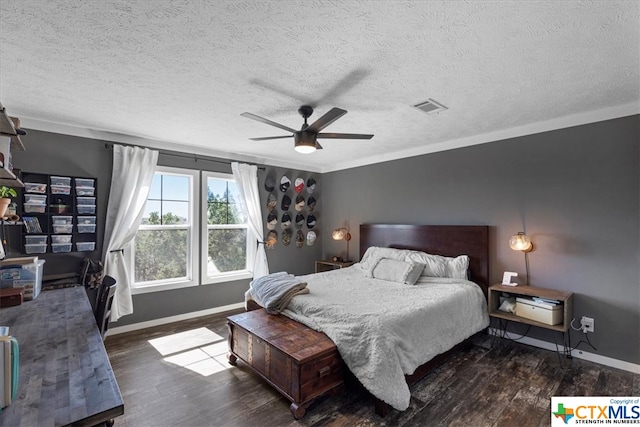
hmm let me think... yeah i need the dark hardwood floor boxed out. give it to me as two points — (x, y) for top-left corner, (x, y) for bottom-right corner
(105, 310), (639, 427)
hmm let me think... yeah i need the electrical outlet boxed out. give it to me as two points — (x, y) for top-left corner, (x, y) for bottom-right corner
(581, 316), (595, 333)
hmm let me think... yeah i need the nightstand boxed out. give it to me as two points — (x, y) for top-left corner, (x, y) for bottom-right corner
(488, 284), (574, 358)
(315, 260), (355, 273)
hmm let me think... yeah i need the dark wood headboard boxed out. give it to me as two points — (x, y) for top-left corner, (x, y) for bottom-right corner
(360, 224), (490, 297)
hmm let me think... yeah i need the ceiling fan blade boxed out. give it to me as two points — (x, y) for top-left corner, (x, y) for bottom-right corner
(241, 112), (297, 133)
(315, 141), (323, 150)
(249, 135), (292, 141)
(306, 108), (347, 133)
(317, 132), (374, 139)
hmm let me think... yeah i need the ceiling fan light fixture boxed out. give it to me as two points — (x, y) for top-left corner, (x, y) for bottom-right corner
(242, 105), (372, 153)
(294, 144), (316, 154)
(294, 132), (317, 154)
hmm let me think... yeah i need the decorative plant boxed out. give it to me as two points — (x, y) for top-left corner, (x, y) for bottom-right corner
(0, 186), (17, 199)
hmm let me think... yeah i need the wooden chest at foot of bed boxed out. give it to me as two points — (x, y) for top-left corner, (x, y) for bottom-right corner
(227, 309), (344, 419)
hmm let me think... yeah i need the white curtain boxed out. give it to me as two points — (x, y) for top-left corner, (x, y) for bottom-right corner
(231, 162), (269, 278)
(102, 145), (158, 321)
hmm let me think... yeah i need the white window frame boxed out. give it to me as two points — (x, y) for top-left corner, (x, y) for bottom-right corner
(201, 171), (255, 285)
(130, 166), (199, 295)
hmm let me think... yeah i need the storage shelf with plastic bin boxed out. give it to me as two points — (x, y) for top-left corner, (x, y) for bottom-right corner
(24, 182), (46, 194)
(23, 194), (47, 214)
(19, 172), (97, 254)
(76, 242), (96, 252)
(0, 258), (46, 300)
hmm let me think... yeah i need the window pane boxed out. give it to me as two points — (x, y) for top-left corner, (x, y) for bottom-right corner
(228, 203), (246, 224)
(206, 178), (247, 225)
(148, 174), (162, 199)
(227, 181), (241, 204)
(162, 175), (190, 201)
(207, 229), (247, 273)
(162, 201), (189, 224)
(207, 178), (229, 203)
(142, 201), (162, 225)
(207, 203), (246, 225)
(135, 229), (188, 282)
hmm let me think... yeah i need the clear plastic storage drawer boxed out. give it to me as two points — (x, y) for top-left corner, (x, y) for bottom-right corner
(24, 203), (46, 213)
(25, 235), (47, 245)
(52, 216), (73, 225)
(51, 235), (72, 244)
(25, 244), (47, 254)
(51, 184), (71, 195)
(77, 205), (96, 214)
(24, 182), (47, 194)
(77, 216), (96, 225)
(50, 176), (72, 186)
(75, 186), (95, 196)
(77, 224), (96, 234)
(51, 243), (72, 253)
(24, 194), (47, 205)
(52, 224), (73, 234)
(76, 242), (96, 252)
(75, 178), (95, 187)
(77, 197), (96, 205)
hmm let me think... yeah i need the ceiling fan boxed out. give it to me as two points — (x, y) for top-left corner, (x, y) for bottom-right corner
(241, 105), (373, 154)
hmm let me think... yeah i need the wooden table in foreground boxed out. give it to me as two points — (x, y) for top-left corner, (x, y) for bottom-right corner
(0, 286), (124, 427)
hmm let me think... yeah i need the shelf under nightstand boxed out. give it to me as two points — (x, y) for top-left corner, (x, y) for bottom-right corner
(488, 283), (574, 359)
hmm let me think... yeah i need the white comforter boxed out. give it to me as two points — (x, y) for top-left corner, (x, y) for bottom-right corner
(280, 265), (489, 411)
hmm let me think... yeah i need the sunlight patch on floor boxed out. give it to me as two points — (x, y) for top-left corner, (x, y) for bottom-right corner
(148, 327), (232, 376)
(148, 327), (224, 356)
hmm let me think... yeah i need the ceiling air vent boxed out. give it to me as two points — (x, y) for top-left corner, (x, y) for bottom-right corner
(413, 98), (448, 115)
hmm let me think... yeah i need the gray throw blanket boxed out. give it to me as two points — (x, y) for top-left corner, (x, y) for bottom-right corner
(249, 272), (309, 314)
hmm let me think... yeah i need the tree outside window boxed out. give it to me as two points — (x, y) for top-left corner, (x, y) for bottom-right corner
(134, 171), (192, 285)
(206, 176), (248, 276)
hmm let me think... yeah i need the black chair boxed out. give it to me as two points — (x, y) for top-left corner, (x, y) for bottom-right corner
(95, 275), (117, 340)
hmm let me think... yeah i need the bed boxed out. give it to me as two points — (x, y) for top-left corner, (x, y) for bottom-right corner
(245, 224), (490, 415)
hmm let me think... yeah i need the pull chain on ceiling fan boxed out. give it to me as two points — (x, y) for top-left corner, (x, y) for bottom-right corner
(241, 105), (374, 153)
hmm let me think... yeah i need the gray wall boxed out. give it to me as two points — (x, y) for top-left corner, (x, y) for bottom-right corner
(10, 130), (112, 277)
(259, 167), (323, 276)
(11, 131), (321, 327)
(321, 115), (639, 365)
(12, 115), (639, 364)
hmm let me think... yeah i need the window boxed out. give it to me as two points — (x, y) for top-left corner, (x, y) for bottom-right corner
(132, 167), (199, 293)
(131, 167), (253, 294)
(202, 172), (253, 284)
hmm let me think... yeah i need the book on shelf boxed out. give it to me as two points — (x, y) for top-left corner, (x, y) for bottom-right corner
(0, 341), (4, 410)
(0, 336), (18, 409)
(2, 339), (10, 408)
(22, 216), (42, 234)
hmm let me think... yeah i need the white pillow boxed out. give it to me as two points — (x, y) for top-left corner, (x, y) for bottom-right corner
(359, 246), (410, 272)
(367, 257), (426, 285)
(405, 251), (469, 279)
(360, 246), (469, 280)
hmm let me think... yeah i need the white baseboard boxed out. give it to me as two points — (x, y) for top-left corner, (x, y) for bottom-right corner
(488, 327), (640, 374)
(108, 302), (245, 336)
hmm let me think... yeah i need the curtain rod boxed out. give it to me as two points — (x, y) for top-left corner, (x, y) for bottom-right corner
(104, 142), (265, 170)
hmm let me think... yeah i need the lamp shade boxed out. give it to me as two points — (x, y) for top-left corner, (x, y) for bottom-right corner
(509, 232), (532, 251)
(332, 228), (348, 240)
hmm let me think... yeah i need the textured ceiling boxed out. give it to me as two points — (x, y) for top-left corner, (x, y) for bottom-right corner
(1, 0), (638, 172)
